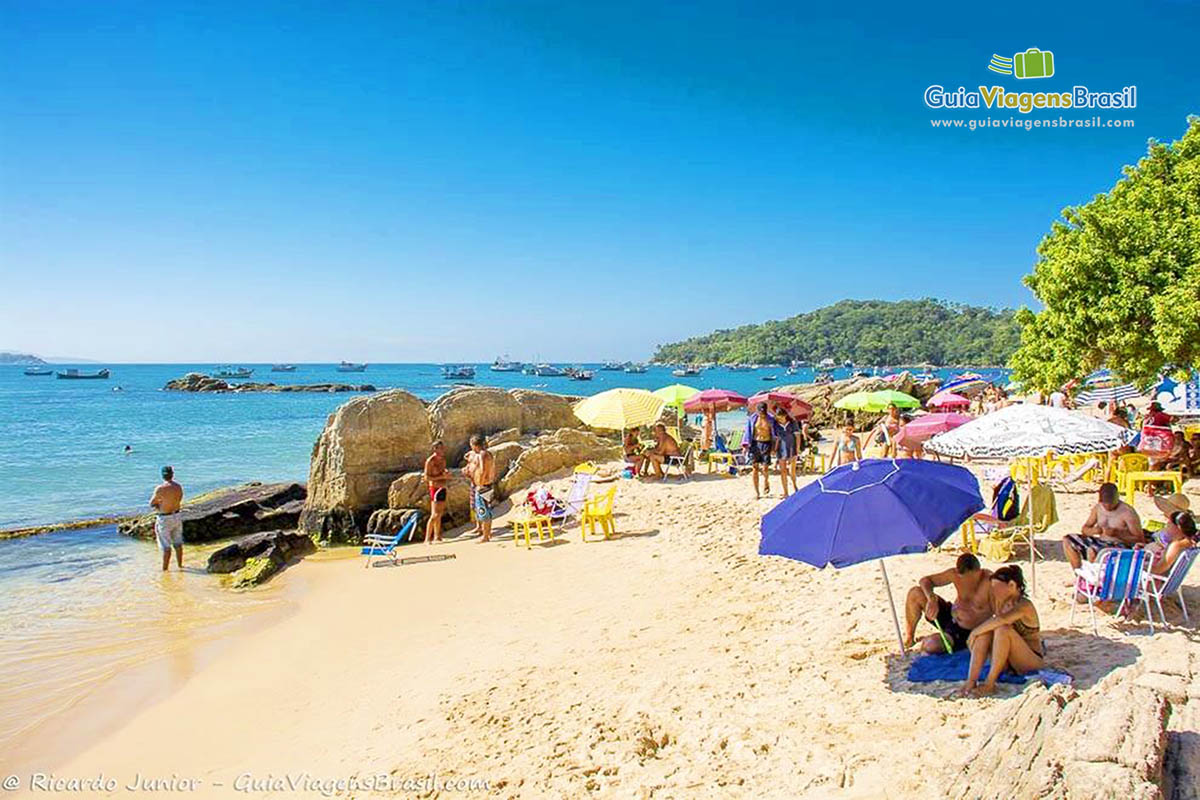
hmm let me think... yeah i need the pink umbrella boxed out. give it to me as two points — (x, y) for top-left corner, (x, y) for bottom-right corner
(928, 390), (971, 409)
(747, 391), (813, 420)
(900, 412), (973, 444)
(683, 389), (748, 413)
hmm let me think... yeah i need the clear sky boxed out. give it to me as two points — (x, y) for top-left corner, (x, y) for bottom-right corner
(1, 1), (1197, 362)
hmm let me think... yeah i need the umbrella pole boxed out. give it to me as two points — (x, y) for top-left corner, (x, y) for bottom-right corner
(879, 559), (905, 653)
(1029, 474), (1036, 597)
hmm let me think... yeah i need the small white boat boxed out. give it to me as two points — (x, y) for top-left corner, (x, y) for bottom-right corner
(568, 368), (594, 381)
(441, 365), (476, 379)
(533, 364), (567, 377)
(490, 356), (522, 372)
(338, 361), (368, 372)
(271, 364), (297, 372)
(23, 367), (52, 376)
(56, 368), (110, 380)
(623, 363), (647, 374)
(600, 361), (625, 371)
(213, 366), (253, 379)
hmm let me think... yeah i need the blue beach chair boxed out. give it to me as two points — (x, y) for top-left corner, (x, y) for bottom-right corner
(360, 513), (419, 568)
(1070, 547), (1155, 634)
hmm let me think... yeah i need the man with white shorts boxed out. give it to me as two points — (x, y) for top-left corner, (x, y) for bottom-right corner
(150, 465), (184, 571)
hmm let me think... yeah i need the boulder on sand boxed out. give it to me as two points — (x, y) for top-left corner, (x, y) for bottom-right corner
(388, 471), (475, 526)
(498, 429), (621, 497)
(206, 530), (317, 587)
(119, 482), (306, 544)
(300, 390), (432, 543)
(427, 387), (524, 464)
(509, 389), (582, 433)
(776, 371), (938, 427)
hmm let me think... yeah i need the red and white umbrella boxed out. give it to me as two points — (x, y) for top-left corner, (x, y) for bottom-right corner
(928, 390), (971, 409)
(746, 391), (813, 420)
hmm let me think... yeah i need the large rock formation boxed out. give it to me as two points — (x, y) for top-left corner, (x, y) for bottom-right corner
(387, 471), (475, 525)
(300, 387), (591, 543)
(206, 530), (317, 587)
(498, 429), (622, 497)
(947, 674), (1169, 800)
(776, 371), (939, 427)
(119, 482), (306, 544)
(300, 390), (432, 543)
(164, 373), (374, 393)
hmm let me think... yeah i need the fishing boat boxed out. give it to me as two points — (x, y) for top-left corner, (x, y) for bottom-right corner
(533, 363), (567, 377)
(623, 363), (647, 374)
(441, 365), (476, 379)
(271, 364), (297, 372)
(568, 368), (594, 381)
(490, 356), (522, 372)
(600, 361), (625, 371)
(337, 361), (368, 372)
(213, 366), (253, 379)
(23, 367), (52, 376)
(56, 368), (110, 380)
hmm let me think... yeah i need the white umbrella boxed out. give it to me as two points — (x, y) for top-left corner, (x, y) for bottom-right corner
(925, 404), (1137, 594)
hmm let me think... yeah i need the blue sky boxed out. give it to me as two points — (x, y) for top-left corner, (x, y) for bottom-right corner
(1, 1), (1197, 362)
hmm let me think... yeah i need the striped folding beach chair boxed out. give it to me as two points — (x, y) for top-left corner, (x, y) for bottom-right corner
(1070, 547), (1155, 634)
(1142, 547), (1199, 625)
(360, 513), (419, 568)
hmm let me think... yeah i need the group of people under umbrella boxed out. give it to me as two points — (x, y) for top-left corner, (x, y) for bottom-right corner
(573, 384), (1150, 697)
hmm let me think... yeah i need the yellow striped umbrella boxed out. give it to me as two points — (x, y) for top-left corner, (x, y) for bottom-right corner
(573, 388), (666, 431)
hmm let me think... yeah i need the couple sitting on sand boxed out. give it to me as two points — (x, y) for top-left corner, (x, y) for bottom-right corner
(903, 554), (1043, 697)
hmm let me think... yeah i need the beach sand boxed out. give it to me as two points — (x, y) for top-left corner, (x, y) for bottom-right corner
(18, 458), (1199, 798)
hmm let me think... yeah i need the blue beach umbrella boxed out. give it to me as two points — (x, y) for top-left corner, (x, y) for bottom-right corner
(759, 459), (984, 651)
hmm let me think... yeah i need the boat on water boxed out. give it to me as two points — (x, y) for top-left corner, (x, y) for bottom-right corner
(271, 364), (297, 372)
(56, 368), (110, 380)
(213, 366), (253, 379)
(600, 361), (625, 371)
(337, 361), (368, 372)
(23, 367), (52, 376)
(490, 356), (522, 372)
(785, 366), (797, 375)
(761, 375), (778, 381)
(533, 363), (567, 377)
(441, 364), (477, 379)
(567, 368), (594, 381)
(852, 369), (871, 378)
(817, 358), (836, 370)
(623, 363), (647, 374)
(726, 363), (751, 372)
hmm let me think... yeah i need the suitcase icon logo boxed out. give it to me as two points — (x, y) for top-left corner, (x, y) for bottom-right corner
(987, 48), (1055, 79)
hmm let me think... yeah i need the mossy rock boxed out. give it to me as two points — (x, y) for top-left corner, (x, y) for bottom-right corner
(231, 555), (280, 589)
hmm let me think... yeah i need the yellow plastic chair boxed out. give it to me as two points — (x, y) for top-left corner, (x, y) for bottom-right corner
(1009, 457), (1044, 485)
(1114, 453), (1150, 493)
(580, 486), (617, 542)
(574, 461), (599, 474)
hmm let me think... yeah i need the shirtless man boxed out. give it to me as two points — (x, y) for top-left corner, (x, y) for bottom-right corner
(464, 434), (496, 542)
(1062, 482), (1143, 570)
(903, 553), (993, 653)
(149, 466), (184, 571)
(642, 424), (681, 480)
(423, 441), (450, 544)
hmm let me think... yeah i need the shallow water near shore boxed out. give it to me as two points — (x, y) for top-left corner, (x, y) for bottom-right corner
(0, 525), (299, 768)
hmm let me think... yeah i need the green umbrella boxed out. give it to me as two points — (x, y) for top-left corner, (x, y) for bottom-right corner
(653, 384), (700, 409)
(834, 390), (920, 412)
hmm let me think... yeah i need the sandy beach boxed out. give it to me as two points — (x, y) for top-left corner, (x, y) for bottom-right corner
(9, 455), (1196, 799)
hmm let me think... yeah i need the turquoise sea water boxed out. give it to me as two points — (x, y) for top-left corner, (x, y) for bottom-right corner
(0, 362), (1009, 529)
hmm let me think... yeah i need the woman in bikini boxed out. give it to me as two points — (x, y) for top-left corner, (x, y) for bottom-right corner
(871, 403), (901, 458)
(623, 429), (645, 476)
(958, 565), (1043, 697)
(832, 419), (862, 467)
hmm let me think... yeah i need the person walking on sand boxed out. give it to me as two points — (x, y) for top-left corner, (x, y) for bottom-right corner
(773, 406), (799, 497)
(423, 441), (450, 544)
(150, 466), (184, 571)
(744, 402), (778, 499)
(464, 434), (496, 542)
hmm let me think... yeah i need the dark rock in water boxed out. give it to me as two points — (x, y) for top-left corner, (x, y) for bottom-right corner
(119, 482), (307, 544)
(164, 373), (375, 393)
(206, 530), (317, 587)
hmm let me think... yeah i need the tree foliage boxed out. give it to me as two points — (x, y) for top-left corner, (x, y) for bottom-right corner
(651, 299), (1019, 365)
(1010, 117), (1200, 391)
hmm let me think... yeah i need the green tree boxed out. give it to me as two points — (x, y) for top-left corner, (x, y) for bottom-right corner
(1010, 117), (1200, 391)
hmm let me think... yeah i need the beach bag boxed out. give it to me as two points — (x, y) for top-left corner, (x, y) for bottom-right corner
(992, 477), (1020, 522)
(1138, 425), (1173, 457)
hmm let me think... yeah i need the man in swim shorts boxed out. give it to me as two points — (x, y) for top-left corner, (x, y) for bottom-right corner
(424, 440), (450, 544)
(149, 465), (184, 571)
(464, 434), (496, 542)
(903, 553), (993, 653)
(743, 402), (778, 499)
(1062, 482), (1143, 570)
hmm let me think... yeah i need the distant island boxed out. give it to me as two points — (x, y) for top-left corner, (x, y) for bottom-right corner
(0, 351), (47, 365)
(651, 298), (1020, 366)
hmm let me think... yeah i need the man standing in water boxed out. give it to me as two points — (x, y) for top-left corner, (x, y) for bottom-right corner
(464, 434), (496, 542)
(423, 441), (450, 544)
(150, 466), (184, 571)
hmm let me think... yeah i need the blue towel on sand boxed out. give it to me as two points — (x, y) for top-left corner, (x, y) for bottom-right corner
(907, 650), (1027, 685)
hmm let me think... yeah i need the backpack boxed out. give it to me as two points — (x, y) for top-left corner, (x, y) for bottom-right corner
(992, 477), (1020, 522)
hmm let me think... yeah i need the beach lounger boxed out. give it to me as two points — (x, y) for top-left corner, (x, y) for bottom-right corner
(1070, 547), (1155, 634)
(1141, 546), (1199, 625)
(1045, 457), (1102, 488)
(547, 472), (593, 531)
(360, 513), (419, 568)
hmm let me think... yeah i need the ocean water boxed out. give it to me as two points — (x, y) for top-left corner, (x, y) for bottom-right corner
(0, 362), (1009, 528)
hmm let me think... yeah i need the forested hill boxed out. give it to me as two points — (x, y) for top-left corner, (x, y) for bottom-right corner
(651, 299), (1020, 366)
